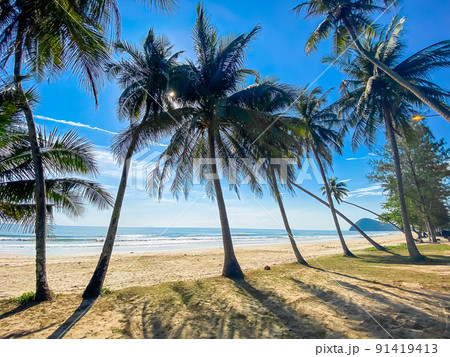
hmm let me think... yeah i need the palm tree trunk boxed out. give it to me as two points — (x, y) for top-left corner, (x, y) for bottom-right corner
(311, 149), (355, 257)
(268, 168), (308, 265)
(14, 35), (51, 301)
(83, 136), (138, 299)
(207, 128), (243, 279)
(342, 201), (403, 232)
(342, 15), (450, 123)
(383, 108), (424, 261)
(290, 181), (387, 252)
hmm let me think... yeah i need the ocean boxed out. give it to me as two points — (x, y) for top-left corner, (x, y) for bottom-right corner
(0, 226), (394, 255)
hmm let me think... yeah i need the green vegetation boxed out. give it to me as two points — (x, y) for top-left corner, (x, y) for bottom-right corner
(100, 287), (112, 297)
(369, 123), (450, 241)
(10, 292), (36, 305)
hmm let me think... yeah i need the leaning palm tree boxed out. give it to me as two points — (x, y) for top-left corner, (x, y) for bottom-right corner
(320, 177), (349, 202)
(0, 127), (113, 230)
(289, 180), (387, 251)
(286, 86), (355, 257)
(245, 99), (309, 265)
(322, 176), (403, 231)
(333, 16), (450, 261)
(265, 160), (309, 265)
(292, 0), (450, 122)
(82, 29), (182, 299)
(141, 5), (296, 278)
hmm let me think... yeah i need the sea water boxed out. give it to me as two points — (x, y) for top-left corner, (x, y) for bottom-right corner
(0, 225), (393, 255)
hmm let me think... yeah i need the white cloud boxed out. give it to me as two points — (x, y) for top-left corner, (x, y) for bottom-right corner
(346, 153), (378, 161)
(340, 178), (352, 182)
(346, 156), (369, 161)
(35, 115), (117, 135)
(347, 185), (384, 198)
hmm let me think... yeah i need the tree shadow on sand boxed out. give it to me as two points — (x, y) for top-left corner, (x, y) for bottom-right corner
(289, 278), (389, 338)
(0, 301), (39, 321)
(119, 279), (329, 338)
(334, 279), (449, 338)
(355, 252), (450, 265)
(232, 278), (329, 338)
(2, 323), (57, 339)
(310, 266), (450, 302)
(289, 273), (449, 339)
(47, 298), (97, 339)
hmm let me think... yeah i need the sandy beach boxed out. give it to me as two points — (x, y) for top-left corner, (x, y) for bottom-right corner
(0, 233), (405, 299)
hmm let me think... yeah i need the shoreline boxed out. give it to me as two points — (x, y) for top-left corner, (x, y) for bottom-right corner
(0, 233), (405, 299)
(0, 230), (399, 258)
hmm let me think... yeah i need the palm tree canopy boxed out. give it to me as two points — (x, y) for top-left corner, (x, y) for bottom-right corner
(0, 127), (113, 230)
(281, 86), (345, 171)
(107, 28), (185, 161)
(320, 176), (349, 203)
(292, 0), (396, 54)
(0, 0), (121, 103)
(107, 28), (183, 122)
(133, 4), (297, 200)
(330, 15), (450, 150)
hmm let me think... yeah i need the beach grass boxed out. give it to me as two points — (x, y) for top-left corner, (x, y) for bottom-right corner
(1, 243), (449, 339)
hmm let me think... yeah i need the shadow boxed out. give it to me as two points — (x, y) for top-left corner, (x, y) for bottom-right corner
(140, 302), (168, 339)
(289, 278), (387, 338)
(309, 266), (450, 302)
(353, 252), (450, 266)
(2, 323), (57, 339)
(0, 301), (39, 321)
(117, 278), (329, 339)
(47, 298), (97, 339)
(334, 279), (448, 338)
(379, 249), (401, 256)
(233, 278), (328, 338)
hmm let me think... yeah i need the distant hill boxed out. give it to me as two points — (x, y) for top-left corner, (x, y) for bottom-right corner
(349, 218), (398, 231)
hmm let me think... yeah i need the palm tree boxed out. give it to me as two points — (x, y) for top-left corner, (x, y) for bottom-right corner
(1, 0), (177, 302)
(0, 127), (113, 230)
(219, 78), (311, 266)
(142, 5), (299, 278)
(0, 0), (120, 301)
(226, 78), (309, 265)
(82, 29), (182, 299)
(289, 180), (387, 251)
(322, 176), (403, 231)
(287, 86), (355, 257)
(292, 0), (450, 122)
(333, 16), (450, 261)
(266, 165), (309, 265)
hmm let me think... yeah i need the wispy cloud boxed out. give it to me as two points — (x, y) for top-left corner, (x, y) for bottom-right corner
(346, 153), (378, 161)
(346, 156), (369, 161)
(347, 185), (384, 198)
(35, 115), (117, 135)
(340, 178), (352, 182)
(36, 115), (168, 147)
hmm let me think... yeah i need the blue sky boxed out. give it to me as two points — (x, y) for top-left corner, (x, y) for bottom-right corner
(31, 0), (450, 230)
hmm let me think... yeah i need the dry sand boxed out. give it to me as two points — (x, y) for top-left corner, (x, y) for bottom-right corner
(0, 233), (405, 298)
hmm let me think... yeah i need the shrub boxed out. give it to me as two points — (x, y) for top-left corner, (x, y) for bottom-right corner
(100, 287), (112, 296)
(11, 292), (35, 305)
